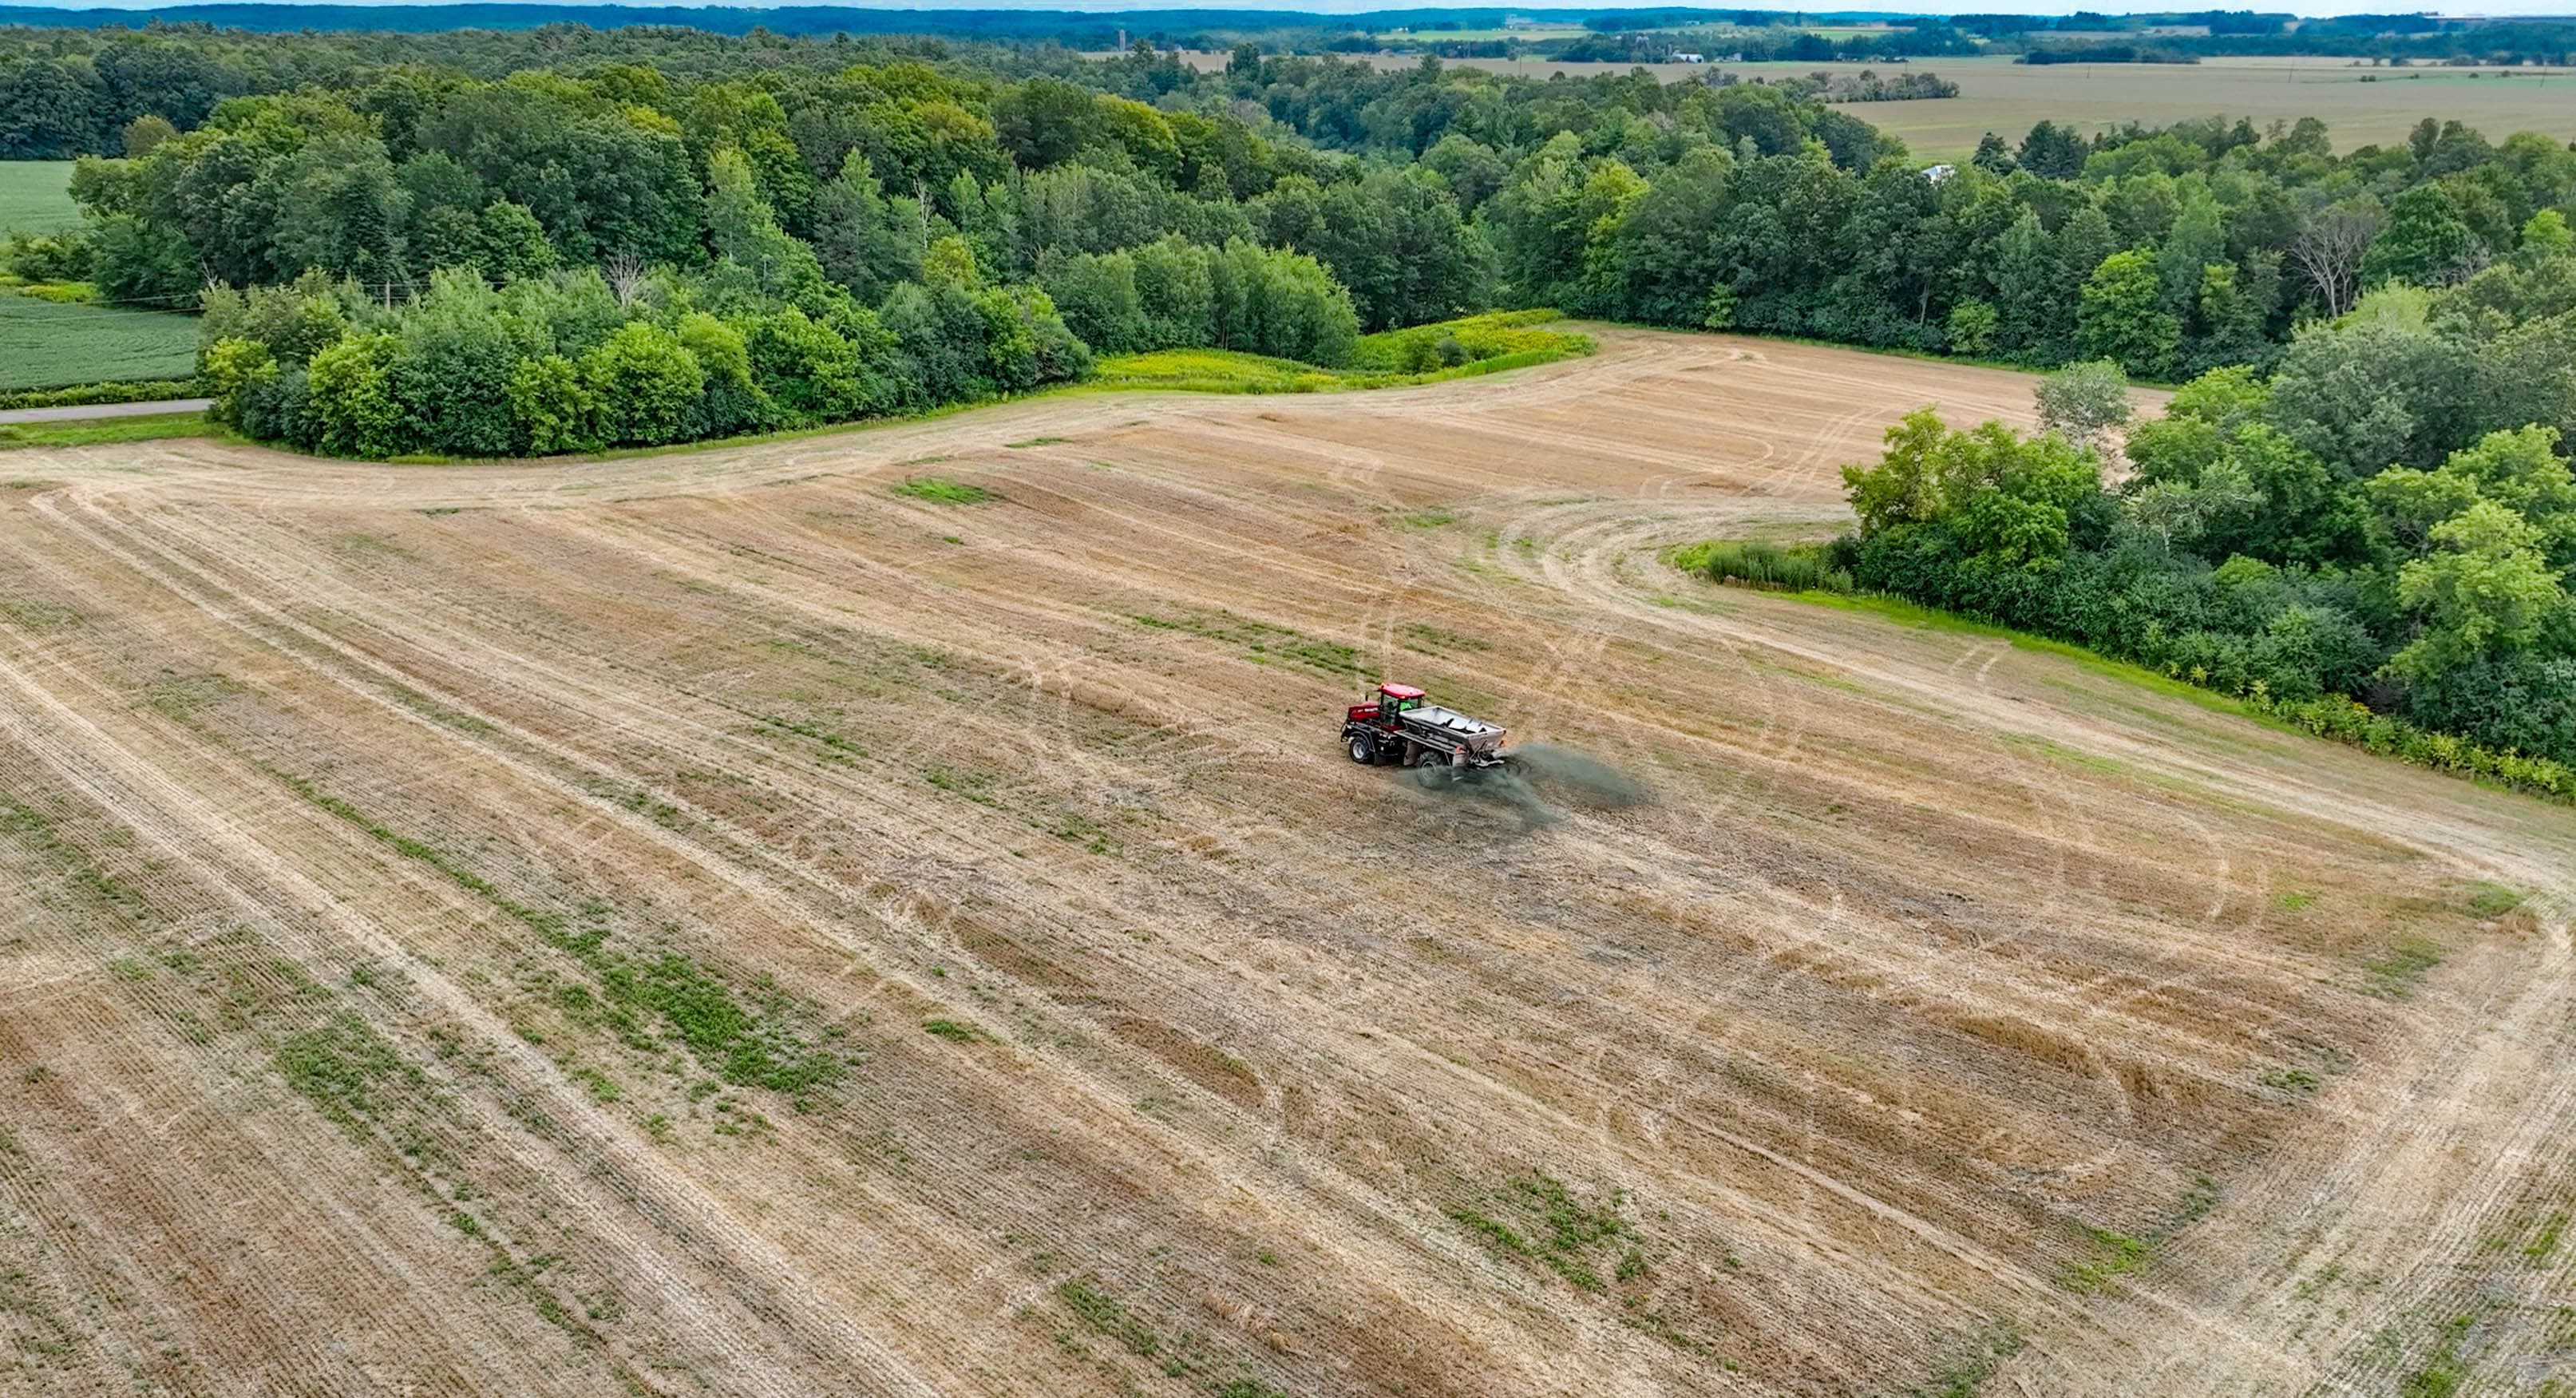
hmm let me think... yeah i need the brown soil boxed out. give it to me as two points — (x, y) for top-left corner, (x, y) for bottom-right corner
(1, 327), (2569, 1397)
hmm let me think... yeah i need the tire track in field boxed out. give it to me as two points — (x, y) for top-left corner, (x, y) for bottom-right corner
(1493, 493), (2576, 1392)
(27, 485), (1700, 1395)
(99, 466), (2027, 1392)
(0, 577), (951, 1398)
(2, 326), (2566, 1394)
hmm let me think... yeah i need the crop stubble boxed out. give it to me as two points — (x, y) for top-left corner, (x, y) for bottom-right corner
(0, 328), (2570, 1396)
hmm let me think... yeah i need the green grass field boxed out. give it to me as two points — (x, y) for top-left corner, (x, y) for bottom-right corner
(1090, 311), (1593, 394)
(0, 161), (80, 235)
(0, 294), (199, 390)
(0, 410), (212, 450)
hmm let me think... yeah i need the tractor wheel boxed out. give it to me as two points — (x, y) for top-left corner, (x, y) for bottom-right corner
(1348, 734), (1377, 765)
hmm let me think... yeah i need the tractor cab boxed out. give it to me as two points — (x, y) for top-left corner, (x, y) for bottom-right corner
(1349, 683), (1426, 729)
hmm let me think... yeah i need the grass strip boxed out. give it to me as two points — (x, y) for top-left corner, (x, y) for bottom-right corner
(0, 410), (212, 450)
(1775, 586), (2576, 804)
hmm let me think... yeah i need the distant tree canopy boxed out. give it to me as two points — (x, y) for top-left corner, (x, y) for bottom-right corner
(11, 21), (2576, 460)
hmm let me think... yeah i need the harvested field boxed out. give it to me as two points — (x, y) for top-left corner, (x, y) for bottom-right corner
(1176, 53), (2576, 161)
(1, 326), (2570, 1396)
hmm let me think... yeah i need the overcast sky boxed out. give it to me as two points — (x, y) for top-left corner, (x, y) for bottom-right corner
(18, 0), (2570, 19)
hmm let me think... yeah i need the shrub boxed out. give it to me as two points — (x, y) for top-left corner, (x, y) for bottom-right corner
(200, 275), (352, 367)
(10, 280), (94, 303)
(1042, 236), (1350, 365)
(675, 311), (779, 440)
(0, 230), (96, 283)
(746, 307), (865, 422)
(393, 274), (528, 457)
(305, 333), (409, 458)
(2261, 690), (2576, 802)
(0, 378), (199, 411)
(1348, 309), (1580, 374)
(507, 354), (592, 455)
(201, 337), (277, 430)
(581, 321), (703, 447)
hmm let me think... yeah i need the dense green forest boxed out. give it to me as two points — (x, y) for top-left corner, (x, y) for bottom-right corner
(1805, 240), (2576, 782)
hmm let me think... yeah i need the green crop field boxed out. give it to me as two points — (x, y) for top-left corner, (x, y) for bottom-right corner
(0, 161), (80, 234)
(0, 294), (198, 390)
(0, 164), (198, 389)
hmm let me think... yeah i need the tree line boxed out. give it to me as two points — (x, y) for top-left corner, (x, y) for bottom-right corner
(16, 22), (2576, 393)
(1831, 225), (2576, 778)
(8, 27), (2573, 390)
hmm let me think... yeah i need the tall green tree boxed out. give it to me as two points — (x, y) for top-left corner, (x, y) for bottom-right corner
(2077, 249), (2180, 378)
(2368, 182), (2483, 288)
(2390, 497), (2566, 677)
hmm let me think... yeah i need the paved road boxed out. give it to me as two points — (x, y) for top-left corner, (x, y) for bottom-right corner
(0, 398), (210, 425)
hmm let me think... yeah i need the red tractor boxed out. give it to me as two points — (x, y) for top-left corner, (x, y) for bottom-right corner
(1342, 683), (1511, 770)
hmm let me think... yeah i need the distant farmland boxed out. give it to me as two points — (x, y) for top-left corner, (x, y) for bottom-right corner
(1186, 53), (2576, 163)
(1818, 55), (2576, 164)
(0, 161), (199, 390)
(0, 160), (79, 234)
(0, 295), (196, 390)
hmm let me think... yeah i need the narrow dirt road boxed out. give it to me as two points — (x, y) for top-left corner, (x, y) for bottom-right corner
(1, 327), (2566, 1396)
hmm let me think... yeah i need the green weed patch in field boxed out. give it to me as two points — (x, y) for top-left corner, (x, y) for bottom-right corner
(1400, 621), (1487, 655)
(2060, 1175), (2223, 1294)
(273, 769), (843, 1097)
(1912, 1324), (2027, 1398)
(1130, 608), (1359, 677)
(891, 475), (991, 504)
(2401, 1312), (2476, 1398)
(2364, 937), (2445, 999)
(1056, 1279), (1157, 1356)
(1448, 1171), (1637, 1293)
(2061, 1226), (2151, 1293)
(277, 1012), (422, 1130)
(2470, 883), (2525, 917)
(1669, 538), (1854, 593)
